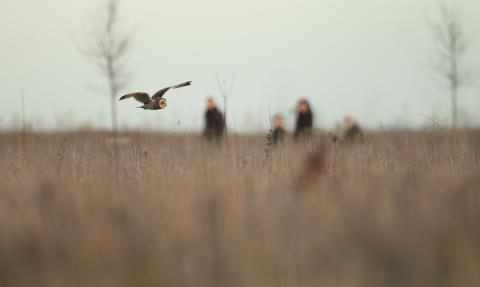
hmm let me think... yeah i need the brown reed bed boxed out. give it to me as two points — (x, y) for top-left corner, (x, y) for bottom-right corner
(0, 130), (479, 287)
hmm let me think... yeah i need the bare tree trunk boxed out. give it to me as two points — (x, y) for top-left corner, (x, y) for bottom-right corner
(108, 67), (118, 133)
(429, 2), (470, 129)
(110, 93), (118, 133)
(449, 32), (459, 129)
(451, 80), (458, 129)
(222, 94), (227, 133)
(83, 0), (130, 134)
(20, 91), (26, 162)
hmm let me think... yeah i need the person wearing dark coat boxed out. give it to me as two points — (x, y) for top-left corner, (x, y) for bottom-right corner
(272, 114), (286, 145)
(344, 116), (363, 143)
(204, 98), (225, 142)
(294, 99), (313, 140)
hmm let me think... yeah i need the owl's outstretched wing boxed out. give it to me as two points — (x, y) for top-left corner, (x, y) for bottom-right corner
(152, 81), (192, 99)
(119, 93), (152, 104)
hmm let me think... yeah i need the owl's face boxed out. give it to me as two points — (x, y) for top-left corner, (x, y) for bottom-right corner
(158, 98), (167, 109)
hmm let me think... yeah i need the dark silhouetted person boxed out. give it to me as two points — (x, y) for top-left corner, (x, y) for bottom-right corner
(272, 114), (286, 145)
(294, 99), (313, 140)
(204, 98), (225, 142)
(344, 116), (363, 142)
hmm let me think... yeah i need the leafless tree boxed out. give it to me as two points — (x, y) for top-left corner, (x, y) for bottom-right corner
(83, 0), (131, 133)
(429, 1), (471, 128)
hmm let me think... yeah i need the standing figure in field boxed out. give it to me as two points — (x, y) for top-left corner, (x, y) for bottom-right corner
(294, 99), (313, 140)
(343, 116), (363, 143)
(272, 114), (286, 145)
(204, 98), (225, 142)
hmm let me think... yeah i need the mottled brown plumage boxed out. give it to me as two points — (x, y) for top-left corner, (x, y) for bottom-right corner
(119, 81), (191, 110)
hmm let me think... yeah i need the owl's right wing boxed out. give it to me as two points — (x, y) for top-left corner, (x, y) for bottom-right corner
(119, 93), (152, 104)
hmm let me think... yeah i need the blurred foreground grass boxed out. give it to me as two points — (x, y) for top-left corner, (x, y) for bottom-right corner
(0, 130), (479, 287)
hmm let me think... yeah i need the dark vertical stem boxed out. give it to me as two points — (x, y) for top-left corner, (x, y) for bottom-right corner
(108, 61), (119, 184)
(20, 91), (26, 160)
(451, 81), (458, 129)
(110, 88), (118, 134)
(450, 38), (458, 129)
(223, 92), (227, 134)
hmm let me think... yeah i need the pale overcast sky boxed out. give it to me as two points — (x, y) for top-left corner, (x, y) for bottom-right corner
(1, 0), (479, 132)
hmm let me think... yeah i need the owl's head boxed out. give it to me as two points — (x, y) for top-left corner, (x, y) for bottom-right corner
(158, 98), (167, 109)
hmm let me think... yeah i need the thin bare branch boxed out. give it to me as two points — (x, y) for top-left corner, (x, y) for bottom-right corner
(429, 1), (471, 129)
(82, 0), (132, 132)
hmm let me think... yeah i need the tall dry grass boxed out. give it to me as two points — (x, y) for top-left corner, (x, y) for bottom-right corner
(0, 130), (479, 287)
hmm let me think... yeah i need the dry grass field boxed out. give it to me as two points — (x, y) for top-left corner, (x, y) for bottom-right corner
(0, 130), (479, 287)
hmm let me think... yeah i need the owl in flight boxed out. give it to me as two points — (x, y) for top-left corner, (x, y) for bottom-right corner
(119, 81), (192, 110)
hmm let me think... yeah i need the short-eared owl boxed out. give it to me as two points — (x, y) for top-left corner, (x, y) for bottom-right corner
(119, 81), (192, 110)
